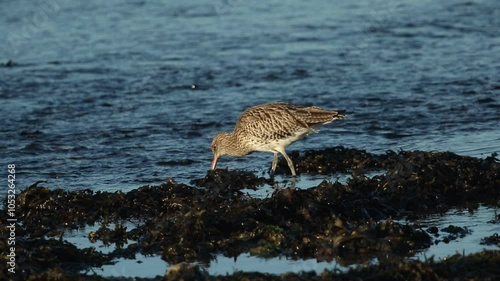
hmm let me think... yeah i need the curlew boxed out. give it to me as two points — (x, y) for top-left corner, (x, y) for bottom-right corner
(211, 102), (346, 176)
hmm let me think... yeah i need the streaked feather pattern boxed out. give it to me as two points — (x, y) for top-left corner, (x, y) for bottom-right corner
(211, 102), (346, 176)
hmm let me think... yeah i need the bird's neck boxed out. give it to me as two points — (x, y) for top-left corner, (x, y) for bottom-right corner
(223, 132), (250, 157)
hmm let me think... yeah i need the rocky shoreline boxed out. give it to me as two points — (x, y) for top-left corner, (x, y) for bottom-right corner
(1, 147), (499, 280)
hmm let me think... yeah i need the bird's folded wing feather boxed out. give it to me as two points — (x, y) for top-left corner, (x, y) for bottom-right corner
(234, 103), (307, 140)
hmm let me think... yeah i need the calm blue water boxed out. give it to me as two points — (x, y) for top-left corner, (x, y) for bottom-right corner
(1, 0), (499, 193)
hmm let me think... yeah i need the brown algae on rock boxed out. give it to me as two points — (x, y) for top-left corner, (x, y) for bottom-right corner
(1, 147), (499, 280)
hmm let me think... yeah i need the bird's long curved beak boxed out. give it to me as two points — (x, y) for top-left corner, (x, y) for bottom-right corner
(211, 156), (218, 170)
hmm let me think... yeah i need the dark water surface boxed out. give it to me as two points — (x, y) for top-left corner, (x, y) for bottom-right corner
(1, 0), (499, 191)
(0, 0), (500, 190)
(1, 0), (500, 277)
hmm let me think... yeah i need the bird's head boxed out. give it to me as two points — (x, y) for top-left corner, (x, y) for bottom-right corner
(210, 132), (231, 170)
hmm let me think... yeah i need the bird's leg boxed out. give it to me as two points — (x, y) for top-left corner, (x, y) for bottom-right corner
(271, 152), (278, 175)
(277, 149), (296, 177)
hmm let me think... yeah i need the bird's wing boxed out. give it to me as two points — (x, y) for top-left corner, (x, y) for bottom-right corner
(292, 105), (346, 126)
(234, 103), (308, 141)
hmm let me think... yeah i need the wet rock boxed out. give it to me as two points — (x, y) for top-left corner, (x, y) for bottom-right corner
(427, 226), (439, 236)
(437, 225), (472, 244)
(1, 59), (14, 67)
(280, 146), (387, 174)
(282, 148), (499, 212)
(0, 237), (111, 280)
(480, 233), (500, 247)
(191, 169), (268, 194)
(88, 223), (128, 248)
(442, 225), (469, 236)
(2, 147), (499, 280)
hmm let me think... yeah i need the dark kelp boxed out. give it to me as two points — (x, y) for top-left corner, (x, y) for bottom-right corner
(1, 148), (499, 280)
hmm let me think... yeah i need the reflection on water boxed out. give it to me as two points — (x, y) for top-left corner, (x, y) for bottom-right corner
(241, 170), (386, 198)
(63, 206), (498, 277)
(414, 206), (499, 261)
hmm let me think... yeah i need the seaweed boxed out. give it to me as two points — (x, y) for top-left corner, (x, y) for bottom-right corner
(1, 147), (499, 280)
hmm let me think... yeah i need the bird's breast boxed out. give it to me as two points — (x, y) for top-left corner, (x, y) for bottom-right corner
(242, 127), (313, 152)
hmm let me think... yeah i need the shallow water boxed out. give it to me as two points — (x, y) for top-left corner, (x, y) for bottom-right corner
(414, 206), (500, 261)
(1, 0), (499, 277)
(64, 206), (497, 278)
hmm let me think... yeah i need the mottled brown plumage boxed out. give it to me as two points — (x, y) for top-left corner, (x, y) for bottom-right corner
(211, 102), (346, 176)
